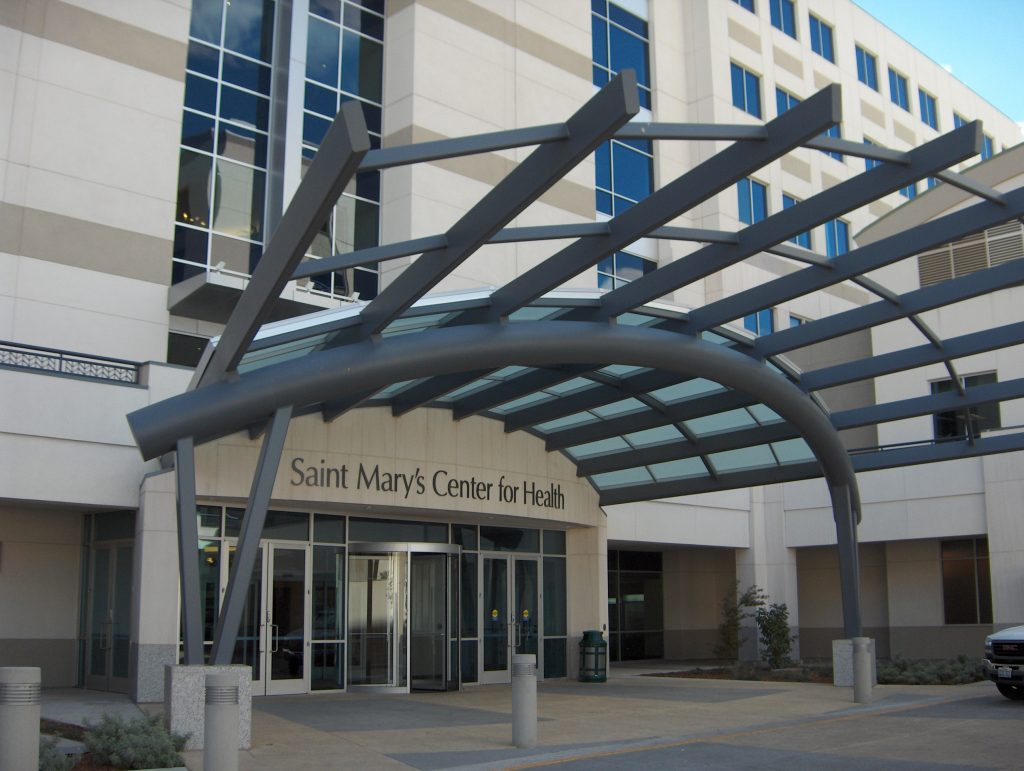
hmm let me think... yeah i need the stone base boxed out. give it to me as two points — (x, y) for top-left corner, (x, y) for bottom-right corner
(832, 638), (877, 687)
(164, 665), (251, 750)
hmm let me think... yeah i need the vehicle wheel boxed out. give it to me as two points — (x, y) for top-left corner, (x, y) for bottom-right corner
(996, 682), (1024, 700)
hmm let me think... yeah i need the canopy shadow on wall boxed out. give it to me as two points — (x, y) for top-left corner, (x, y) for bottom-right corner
(128, 71), (1024, 665)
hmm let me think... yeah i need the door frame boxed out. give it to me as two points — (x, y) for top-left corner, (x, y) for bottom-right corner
(478, 553), (542, 684)
(261, 542), (311, 696)
(83, 541), (133, 693)
(346, 541), (460, 693)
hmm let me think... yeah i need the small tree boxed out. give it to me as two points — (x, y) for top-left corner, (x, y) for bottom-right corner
(713, 584), (766, 659)
(755, 601), (795, 668)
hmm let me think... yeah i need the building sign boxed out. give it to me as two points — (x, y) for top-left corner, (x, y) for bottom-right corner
(288, 457), (566, 510)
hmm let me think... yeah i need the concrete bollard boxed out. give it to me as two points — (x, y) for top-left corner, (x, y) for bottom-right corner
(0, 667), (41, 771)
(511, 653), (537, 749)
(204, 672), (240, 771)
(853, 636), (872, 704)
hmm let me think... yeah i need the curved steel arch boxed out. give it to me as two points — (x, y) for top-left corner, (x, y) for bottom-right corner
(129, 320), (866, 640)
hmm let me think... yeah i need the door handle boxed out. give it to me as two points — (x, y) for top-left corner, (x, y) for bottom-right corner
(270, 624), (279, 653)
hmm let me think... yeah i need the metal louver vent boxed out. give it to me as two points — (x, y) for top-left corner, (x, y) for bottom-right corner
(988, 225), (1024, 266)
(918, 248), (953, 286)
(951, 239), (988, 276)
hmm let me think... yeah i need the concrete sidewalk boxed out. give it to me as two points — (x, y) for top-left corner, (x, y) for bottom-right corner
(189, 667), (1022, 770)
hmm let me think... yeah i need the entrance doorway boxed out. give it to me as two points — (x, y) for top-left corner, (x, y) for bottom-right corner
(480, 555), (539, 684)
(84, 543), (133, 693)
(232, 543), (310, 696)
(347, 543), (459, 693)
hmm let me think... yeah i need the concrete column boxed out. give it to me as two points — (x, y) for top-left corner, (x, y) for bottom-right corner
(0, 667), (40, 771)
(983, 451), (1024, 629)
(566, 525), (607, 676)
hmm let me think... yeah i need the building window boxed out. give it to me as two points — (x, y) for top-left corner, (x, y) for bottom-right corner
(899, 182), (917, 200)
(926, 176), (940, 190)
(789, 313), (808, 327)
(782, 194), (810, 248)
(888, 67), (909, 111)
(863, 138), (882, 171)
(941, 538), (992, 625)
(953, 112), (969, 129)
(769, 0), (796, 37)
(982, 134), (995, 160)
(608, 550), (664, 662)
(931, 373), (1001, 439)
(598, 251), (656, 290)
(737, 178), (767, 225)
(820, 124), (843, 161)
(592, 1), (652, 109)
(824, 218), (849, 257)
(731, 63), (762, 118)
(732, 0), (755, 12)
(744, 308), (774, 335)
(594, 138), (654, 216)
(167, 332), (208, 368)
(776, 87), (800, 116)
(855, 45), (878, 90)
(808, 14), (834, 62)
(919, 89), (938, 129)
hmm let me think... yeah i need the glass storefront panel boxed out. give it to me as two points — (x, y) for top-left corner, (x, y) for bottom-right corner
(312, 545), (345, 640)
(480, 526), (539, 553)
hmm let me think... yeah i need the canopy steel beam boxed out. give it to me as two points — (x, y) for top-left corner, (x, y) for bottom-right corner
(759, 256), (1024, 361)
(355, 71), (639, 337)
(832, 377), (1024, 430)
(605, 120), (982, 323)
(199, 102), (370, 386)
(575, 421), (800, 477)
(175, 437), (202, 665)
(485, 86), (842, 319)
(708, 188), (1024, 342)
(451, 364), (599, 420)
(390, 370), (495, 417)
(851, 431), (1024, 472)
(210, 405), (294, 665)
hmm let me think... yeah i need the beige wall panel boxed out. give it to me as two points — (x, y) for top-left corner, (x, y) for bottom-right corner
(885, 539), (943, 627)
(566, 523), (608, 672)
(662, 547), (736, 656)
(134, 471), (180, 646)
(61, 0), (190, 43)
(982, 451), (1024, 626)
(796, 543), (888, 629)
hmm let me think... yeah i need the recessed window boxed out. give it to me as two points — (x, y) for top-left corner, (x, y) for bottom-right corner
(776, 87), (800, 116)
(855, 45), (878, 90)
(769, 0), (796, 37)
(598, 251), (656, 290)
(782, 194), (810, 248)
(931, 372), (1001, 439)
(731, 62), (762, 118)
(820, 124), (843, 162)
(732, 0), (755, 12)
(808, 14), (834, 62)
(744, 308), (775, 335)
(953, 112), (969, 129)
(888, 67), (909, 111)
(824, 218), (849, 257)
(167, 332), (208, 368)
(788, 313), (808, 327)
(594, 138), (654, 216)
(863, 138), (882, 171)
(899, 182), (917, 200)
(941, 538), (992, 625)
(982, 134), (995, 160)
(919, 89), (938, 129)
(592, 0), (652, 109)
(737, 178), (768, 225)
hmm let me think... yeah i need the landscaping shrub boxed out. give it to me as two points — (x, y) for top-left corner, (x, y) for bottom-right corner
(713, 584), (766, 659)
(876, 654), (984, 686)
(38, 735), (74, 771)
(84, 713), (187, 770)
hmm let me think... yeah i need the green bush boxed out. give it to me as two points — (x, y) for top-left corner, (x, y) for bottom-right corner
(84, 713), (187, 770)
(755, 601), (795, 669)
(713, 584), (767, 659)
(38, 735), (74, 771)
(876, 654), (984, 685)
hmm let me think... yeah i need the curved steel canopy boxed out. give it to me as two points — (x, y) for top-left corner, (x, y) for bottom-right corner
(128, 70), (1024, 664)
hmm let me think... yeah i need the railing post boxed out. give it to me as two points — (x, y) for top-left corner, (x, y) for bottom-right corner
(0, 667), (41, 771)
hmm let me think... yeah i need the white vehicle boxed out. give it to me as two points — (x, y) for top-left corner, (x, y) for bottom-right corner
(983, 625), (1024, 701)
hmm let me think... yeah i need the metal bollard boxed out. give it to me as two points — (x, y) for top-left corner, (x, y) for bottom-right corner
(852, 636), (872, 704)
(204, 672), (240, 771)
(0, 667), (41, 771)
(511, 653), (537, 749)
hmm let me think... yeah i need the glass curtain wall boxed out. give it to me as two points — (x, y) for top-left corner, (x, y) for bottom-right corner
(607, 549), (663, 661)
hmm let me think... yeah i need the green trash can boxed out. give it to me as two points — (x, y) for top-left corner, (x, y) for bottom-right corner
(578, 629), (607, 682)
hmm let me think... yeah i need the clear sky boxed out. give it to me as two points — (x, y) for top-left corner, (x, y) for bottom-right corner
(854, 0), (1024, 130)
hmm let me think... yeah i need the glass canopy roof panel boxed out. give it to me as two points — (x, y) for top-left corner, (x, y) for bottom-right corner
(708, 444), (779, 474)
(507, 306), (567, 322)
(648, 378), (725, 406)
(533, 411), (599, 434)
(623, 424), (684, 448)
(771, 438), (815, 464)
(649, 457), (708, 481)
(375, 379), (419, 397)
(380, 311), (456, 337)
(683, 408), (758, 437)
(589, 466), (654, 490)
(591, 397), (648, 418)
(237, 332), (331, 374)
(564, 436), (631, 460)
(545, 377), (600, 396)
(489, 391), (552, 415)
(597, 364), (648, 378)
(747, 404), (784, 425)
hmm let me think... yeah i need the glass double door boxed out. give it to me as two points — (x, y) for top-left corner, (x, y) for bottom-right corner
(480, 555), (539, 684)
(233, 543), (309, 696)
(84, 543), (133, 693)
(347, 543), (458, 693)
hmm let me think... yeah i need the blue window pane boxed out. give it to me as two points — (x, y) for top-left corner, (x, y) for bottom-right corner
(733, 0), (755, 12)
(307, 17), (340, 86)
(615, 252), (647, 282)
(220, 85), (269, 130)
(310, 0), (341, 23)
(591, 15), (608, 67)
(352, 0), (384, 14)
(954, 113), (968, 129)
(608, 4), (647, 37)
(609, 26), (649, 88)
(825, 219), (849, 257)
(305, 81), (337, 118)
(597, 271), (613, 291)
(223, 0), (274, 63)
(982, 135), (994, 160)
(596, 190), (612, 215)
(597, 256), (614, 274)
(354, 170), (380, 202)
(184, 73), (217, 116)
(856, 46), (877, 90)
(611, 142), (652, 203)
(920, 90), (938, 129)
(223, 52), (271, 95)
(889, 69), (909, 110)
(737, 179), (751, 224)
(182, 110), (215, 152)
(638, 88), (651, 109)
(592, 65), (609, 87)
(591, 0), (606, 14)
(731, 64), (744, 110)
(899, 183), (917, 199)
(303, 112), (330, 147)
(613, 196), (635, 215)
(344, 4), (384, 41)
(187, 41), (219, 78)
(341, 29), (383, 102)
(176, 150), (213, 227)
(745, 70), (761, 117)
(218, 123), (268, 167)
(173, 225), (209, 267)
(189, 0), (223, 45)
(353, 267), (378, 300)
(744, 313), (758, 333)
(595, 141), (611, 191)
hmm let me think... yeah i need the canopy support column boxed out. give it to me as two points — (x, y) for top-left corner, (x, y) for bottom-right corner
(175, 437), (203, 665)
(831, 481), (863, 638)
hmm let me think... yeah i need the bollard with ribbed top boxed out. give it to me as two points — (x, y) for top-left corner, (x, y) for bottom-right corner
(204, 672), (240, 771)
(853, 636), (872, 704)
(511, 653), (537, 749)
(0, 667), (41, 771)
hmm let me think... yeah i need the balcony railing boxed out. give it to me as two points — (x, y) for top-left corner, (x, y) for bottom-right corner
(0, 340), (141, 384)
